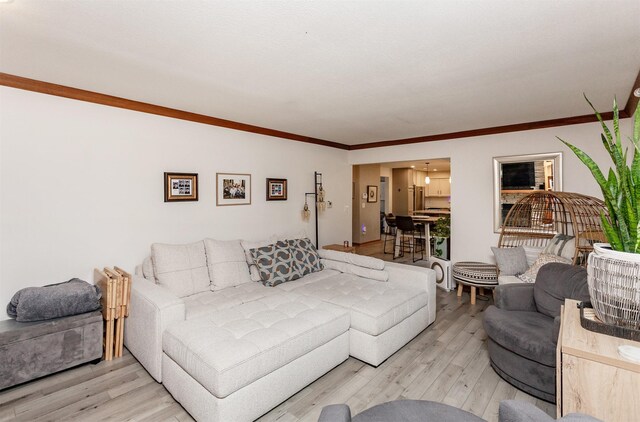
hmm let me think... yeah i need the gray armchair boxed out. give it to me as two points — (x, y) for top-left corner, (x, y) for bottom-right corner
(318, 400), (600, 422)
(483, 263), (590, 402)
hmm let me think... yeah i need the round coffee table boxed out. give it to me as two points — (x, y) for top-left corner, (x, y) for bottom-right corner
(452, 261), (498, 305)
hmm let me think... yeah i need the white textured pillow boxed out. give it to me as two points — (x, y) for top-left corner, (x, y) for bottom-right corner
(491, 246), (528, 276)
(152, 241), (210, 298)
(517, 253), (571, 283)
(318, 249), (385, 270)
(204, 239), (252, 290)
(142, 256), (156, 282)
(241, 236), (277, 281)
(522, 245), (544, 267)
(542, 234), (576, 261)
(321, 259), (388, 281)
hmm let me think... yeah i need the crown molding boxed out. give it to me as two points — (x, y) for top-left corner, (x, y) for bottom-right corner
(348, 111), (621, 150)
(624, 68), (640, 118)
(2, 69), (638, 152)
(0, 73), (349, 150)
(350, 68), (640, 150)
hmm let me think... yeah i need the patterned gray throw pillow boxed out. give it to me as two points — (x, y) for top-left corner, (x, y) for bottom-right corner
(517, 253), (571, 283)
(542, 234), (576, 261)
(288, 238), (323, 276)
(250, 241), (303, 287)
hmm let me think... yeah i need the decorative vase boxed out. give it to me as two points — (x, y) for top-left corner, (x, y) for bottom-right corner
(587, 243), (640, 330)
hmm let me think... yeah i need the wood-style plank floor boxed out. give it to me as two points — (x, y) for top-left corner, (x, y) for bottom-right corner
(0, 241), (556, 421)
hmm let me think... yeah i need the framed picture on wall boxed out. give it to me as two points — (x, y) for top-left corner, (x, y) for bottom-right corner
(164, 172), (198, 202)
(216, 173), (251, 206)
(367, 185), (378, 203)
(266, 178), (287, 201)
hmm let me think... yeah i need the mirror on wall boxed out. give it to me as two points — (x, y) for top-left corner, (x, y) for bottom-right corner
(493, 152), (562, 232)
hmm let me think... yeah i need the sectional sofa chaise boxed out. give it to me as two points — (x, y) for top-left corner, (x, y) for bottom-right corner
(124, 235), (436, 421)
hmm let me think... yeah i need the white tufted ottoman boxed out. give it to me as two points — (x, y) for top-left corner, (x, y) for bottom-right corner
(161, 292), (350, 422)
(277, 272), (430, 366)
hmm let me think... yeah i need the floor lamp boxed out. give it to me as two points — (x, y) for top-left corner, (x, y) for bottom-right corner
(303, 171), (325, 248)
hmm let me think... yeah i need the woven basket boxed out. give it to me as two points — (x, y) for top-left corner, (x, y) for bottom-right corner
(587, 245), (640, 330)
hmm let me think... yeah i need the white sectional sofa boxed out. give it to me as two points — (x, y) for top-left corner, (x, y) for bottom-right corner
(125, 236), (436, 421)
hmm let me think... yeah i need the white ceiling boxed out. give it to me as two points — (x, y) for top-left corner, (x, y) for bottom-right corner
(1, 1), (639, 146)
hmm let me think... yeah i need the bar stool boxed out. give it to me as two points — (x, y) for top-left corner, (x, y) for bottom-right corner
(382, 214), (397, 255)
(396, 216), (427, 262)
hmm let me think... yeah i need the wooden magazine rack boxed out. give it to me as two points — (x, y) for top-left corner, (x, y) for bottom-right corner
(93, 267), (131, 360)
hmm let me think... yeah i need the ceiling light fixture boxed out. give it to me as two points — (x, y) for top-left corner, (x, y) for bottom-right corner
(635, 88), (640, 97)
(424, 162), (430, 185)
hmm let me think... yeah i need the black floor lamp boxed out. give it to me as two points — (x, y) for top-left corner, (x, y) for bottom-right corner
(303, 171), (325, 248)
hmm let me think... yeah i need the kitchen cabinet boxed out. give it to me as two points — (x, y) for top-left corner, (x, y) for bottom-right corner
(427, 178), (450, 197)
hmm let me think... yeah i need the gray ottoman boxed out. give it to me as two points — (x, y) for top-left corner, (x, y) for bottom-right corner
(0, 310), (103, 390)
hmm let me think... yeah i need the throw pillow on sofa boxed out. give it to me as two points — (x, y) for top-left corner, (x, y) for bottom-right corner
(522, 245), (544, 267)
(142, 256), (156, 282)
(491, 246), (528, 276)
(204, 239), (252, 290)
(250, 241), (303, 287)
(517, 253), (571, 283)
(542, 233), (576, 261)
(152, 241), (210, 298)
(241, 236), (277, 282)
(288, 237), (323, 275)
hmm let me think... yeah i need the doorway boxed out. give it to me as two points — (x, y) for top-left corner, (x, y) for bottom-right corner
(352, 158), (452, 259)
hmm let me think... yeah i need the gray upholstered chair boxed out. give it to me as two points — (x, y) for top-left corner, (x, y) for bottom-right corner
(318, 400), (601, 421)
(483, 263), (591, 402)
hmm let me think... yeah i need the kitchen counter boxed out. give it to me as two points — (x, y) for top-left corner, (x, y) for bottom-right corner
(413, 209), (450, 215)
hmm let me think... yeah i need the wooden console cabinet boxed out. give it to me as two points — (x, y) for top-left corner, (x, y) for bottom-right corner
(557, 299), (640, 420)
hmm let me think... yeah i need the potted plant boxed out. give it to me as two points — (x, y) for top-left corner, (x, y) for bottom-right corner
(558, 95), (640, 329)
(431, 216), (450, 259)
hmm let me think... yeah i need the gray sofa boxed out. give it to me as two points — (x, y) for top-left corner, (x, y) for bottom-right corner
(318, 400), (601, 421)
(482, 263), (590, 402)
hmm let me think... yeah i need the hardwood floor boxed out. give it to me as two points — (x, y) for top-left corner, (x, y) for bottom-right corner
(0, 241), (556, 421)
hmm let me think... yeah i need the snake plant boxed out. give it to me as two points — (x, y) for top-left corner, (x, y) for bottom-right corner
(558, 96), (640, 253)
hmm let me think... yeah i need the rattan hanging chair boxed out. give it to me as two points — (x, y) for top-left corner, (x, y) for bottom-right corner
(498, 191), (608, 266)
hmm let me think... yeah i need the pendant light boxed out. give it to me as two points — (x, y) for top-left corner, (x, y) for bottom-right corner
(424, 162), (431, 185)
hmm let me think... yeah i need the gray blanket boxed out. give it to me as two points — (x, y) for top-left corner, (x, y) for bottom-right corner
(7, 278), (102, 322)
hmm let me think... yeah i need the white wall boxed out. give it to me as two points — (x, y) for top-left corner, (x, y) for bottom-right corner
(350, 119), (633, 264)
(0, 87), (351, 319)
(352, 164), (381, 244)
(2, 85), (633, 321)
